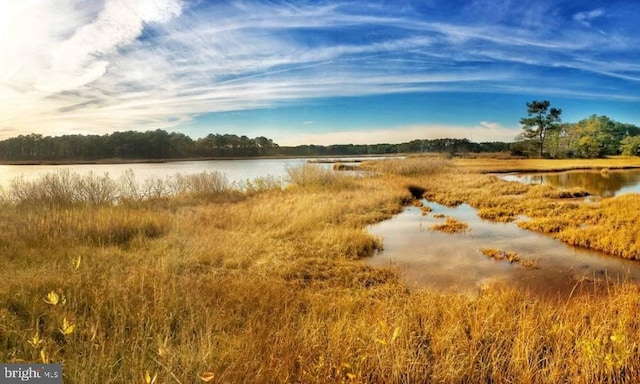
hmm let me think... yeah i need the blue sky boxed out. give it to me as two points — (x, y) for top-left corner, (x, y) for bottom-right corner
(1, 0), (639, 145)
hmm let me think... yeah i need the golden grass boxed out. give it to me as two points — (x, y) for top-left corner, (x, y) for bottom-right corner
(420, 205), (432, 216)
(520, 194), (640, 259)
(362, 156), (451, 176)
(478, 248), (539, 269)
(332, 162), (359, 171)
(2, 160), (640, 382)
(453, 156), (640, 173)
(286, 163), (355, 190)
(431, 217), (469, 234)
(480, 248), (520, 263)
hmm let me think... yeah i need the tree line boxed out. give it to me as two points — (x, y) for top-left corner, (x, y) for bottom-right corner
(514, 100), (640, 158)
(277, 139), (509, 157)
(0, 130), (509, 162)
(0, 106), (638, 162)
(0, 131), (278, 161)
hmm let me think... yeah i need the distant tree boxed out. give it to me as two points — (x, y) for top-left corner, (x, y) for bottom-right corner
(510, 135), (537, 157)
(620, 136), (640, 156)
(614, 121), (640, 137)
(568, 115), (627, 158)
(254, 136), (276, 156)
(520, 100), (562, 157)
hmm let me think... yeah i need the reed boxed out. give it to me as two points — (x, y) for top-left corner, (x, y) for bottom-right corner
(2, 158), (640, 382)
(1, 169), (236, 206)
(286, 163), (354, 189)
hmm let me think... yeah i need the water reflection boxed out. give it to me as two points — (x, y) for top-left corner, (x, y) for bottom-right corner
(501, 169), (640, 197)
(367, 201), (640, 297)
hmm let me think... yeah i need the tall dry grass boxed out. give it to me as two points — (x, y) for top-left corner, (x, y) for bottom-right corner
(286, 163), (355, 189)
(0, 169), (238, 206)
(4, 170), (120, 206)
(2, 160), (640, 382)
(363, 155), (452, 176)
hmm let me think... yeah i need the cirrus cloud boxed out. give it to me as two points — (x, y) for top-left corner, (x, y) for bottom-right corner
(1, 0), (638, 142)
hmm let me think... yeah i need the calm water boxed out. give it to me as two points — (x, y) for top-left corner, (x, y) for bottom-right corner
(500, 168), (640, 197)
(0, 157), (378, 187)
(368, 201), (640, 296)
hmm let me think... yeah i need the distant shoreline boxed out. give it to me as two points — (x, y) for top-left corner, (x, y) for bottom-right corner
(0, 153), (404, 166)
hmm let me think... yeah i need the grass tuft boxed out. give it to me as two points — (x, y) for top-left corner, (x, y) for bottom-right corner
(431, 217), (469, 233)
(480, 248), (520, 263)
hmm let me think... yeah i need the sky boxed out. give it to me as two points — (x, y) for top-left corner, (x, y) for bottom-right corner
(1, 0), (639, 146)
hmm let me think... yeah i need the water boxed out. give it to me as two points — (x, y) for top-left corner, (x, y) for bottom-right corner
(0, 157), (374, 187)
(368, 201), (640, 296)
(500, 169), (640, 197)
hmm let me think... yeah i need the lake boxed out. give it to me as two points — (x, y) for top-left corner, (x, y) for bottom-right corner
(0, 157), (382, 188)
(500, 168), (640, 197)
(368, 200), (640, 297)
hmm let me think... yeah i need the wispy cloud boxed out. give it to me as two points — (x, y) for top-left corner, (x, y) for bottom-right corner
(0, 0), (638, 140)
(36, 0), (182, 94)
(573, 8), (605, 26)
(0, 0), (184, 133)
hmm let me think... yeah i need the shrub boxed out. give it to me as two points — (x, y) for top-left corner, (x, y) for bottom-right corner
(431, 217), (469, 233)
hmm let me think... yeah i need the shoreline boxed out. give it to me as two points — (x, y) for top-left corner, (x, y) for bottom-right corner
(0, 153), (404, 166)
(485, 164), (640, 174)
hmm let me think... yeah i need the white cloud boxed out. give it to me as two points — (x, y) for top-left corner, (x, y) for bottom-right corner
(573, 9), (605, 26)
(0, 1), (637, 140)
(36, 0), (183, 94)
(0, 0), (183, 133)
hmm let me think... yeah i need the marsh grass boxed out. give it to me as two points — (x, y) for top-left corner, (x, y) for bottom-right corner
(5, 170), (119, 206)
(286, 163), (356, 190)
(2, 169), (236, 206)
(333, 162), (358, 171)
(431, 217), (469, 234)
(453, 157), (640, 173)
(480, 248), (520, 263)
(520, 194), (640, 259)
(363, 156), (452, 176)
(2, 158), (640, 382)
